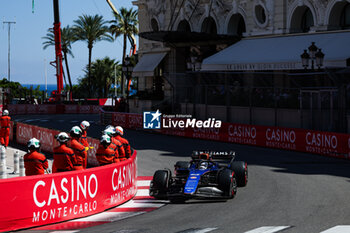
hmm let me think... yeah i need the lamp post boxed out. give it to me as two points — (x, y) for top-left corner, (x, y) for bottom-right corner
(300, 42), (325, 70)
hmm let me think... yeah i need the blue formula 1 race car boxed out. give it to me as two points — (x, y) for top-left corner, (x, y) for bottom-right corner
(149, 151), (248, 202)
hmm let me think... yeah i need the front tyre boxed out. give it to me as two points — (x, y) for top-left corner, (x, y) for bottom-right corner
(150, 170), (170, 199)
(218, 169), (237, 199)
(230, 161), (248, 187)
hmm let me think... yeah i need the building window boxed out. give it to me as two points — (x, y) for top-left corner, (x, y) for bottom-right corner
(177, 20), (191, 32)
(227, 14), (246, 36)
(151, 18), (159, 32)
(201, 17), (217, 34)
(340, 3), (350, 29)
(255, 5), (267, 25)
(301, 8), (314, 32)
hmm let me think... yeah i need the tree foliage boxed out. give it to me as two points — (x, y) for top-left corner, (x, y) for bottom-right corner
(72, 14), (113, 96)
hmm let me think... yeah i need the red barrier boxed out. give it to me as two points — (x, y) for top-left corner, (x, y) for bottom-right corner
(0, 151), (137, 232)
(17, 122), (60, 153)
(8, 104), (101, 115)
(112, 112), (350, 159)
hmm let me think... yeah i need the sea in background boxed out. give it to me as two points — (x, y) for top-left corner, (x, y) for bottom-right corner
(21, 84), (62, 94)
(21, 84), (136, 96)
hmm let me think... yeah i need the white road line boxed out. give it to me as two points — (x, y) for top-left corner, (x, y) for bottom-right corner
(320, 226), (350, 233)
(136, 189), (149, 197)
(49, 231), (80, 233)
(136, 180), (151, 186)
(40, 119), (49, 122)
(189, 228), (218, 233)
(244, 226), (291, 233)
(71, 120), (79, 123)
(71, 211), (143, 222)
(24, 119), (39, 122)
(119, 200), (164, 208)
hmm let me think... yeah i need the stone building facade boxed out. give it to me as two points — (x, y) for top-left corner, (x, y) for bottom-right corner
(131, 0), (350, 132)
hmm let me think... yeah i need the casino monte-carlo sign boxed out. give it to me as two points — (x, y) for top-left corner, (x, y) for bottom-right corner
(225, 62), (299, 71)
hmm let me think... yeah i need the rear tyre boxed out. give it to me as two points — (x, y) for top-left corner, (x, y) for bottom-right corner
(150, 170), (170, 199)
(218, 169), (237, 199)
(230, 161), (248, 187)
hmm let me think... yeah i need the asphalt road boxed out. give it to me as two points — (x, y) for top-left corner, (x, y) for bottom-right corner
(13, 114), (350, 233)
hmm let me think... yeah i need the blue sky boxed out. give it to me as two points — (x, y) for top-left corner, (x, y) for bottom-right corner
(0, 0), (135, 85)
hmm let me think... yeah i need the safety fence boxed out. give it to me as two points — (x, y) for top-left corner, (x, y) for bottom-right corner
(8, 104), (101, 115)
(0, 122), (137, 232)
(110, 112), (350, 159)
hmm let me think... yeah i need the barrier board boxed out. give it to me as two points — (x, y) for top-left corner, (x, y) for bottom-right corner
(8, 104), (101, 115)
(111, 112), (350, 159)
(0, 150), (137, 232)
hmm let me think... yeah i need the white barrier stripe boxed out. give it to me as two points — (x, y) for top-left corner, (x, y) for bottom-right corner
(132, 199), (168, 203)
(136, 189), (149, 197)
(136, 180), (151, 186)
(320, 226), (350, 233)
(118, 200), (164, 208)
(244, 226), (291, 233)
(71, 211), (144, 222)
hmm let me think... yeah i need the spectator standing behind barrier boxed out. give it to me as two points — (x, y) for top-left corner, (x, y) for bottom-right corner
(52, 132), (75, 173)
(115, 126), (131, 158)
(24, 138), (49, 176)
(69, 126), (87, 170)
(79, 120), (90, 168)
(104, 126), (126, 161)
(95, 135), (117, 165)
(0, 110), (11, 147)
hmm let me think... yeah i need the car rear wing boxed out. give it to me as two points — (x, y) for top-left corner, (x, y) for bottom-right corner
(191, 151), (236, 161)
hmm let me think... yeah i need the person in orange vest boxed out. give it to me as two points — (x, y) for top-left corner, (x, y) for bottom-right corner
(52, 132), (75, 173)
(0, 110), (11, 147)
(115, 126), (132, 158)
(24, 138), (49, 176)
(95, 134), (118, 166)
(69, 126), (87, 170)
(79, 121), (90, 168)
(104, 126), (126, 161)
(79, 120), (90, 147)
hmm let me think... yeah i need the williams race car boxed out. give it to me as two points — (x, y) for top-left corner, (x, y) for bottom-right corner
(149, 151), (248, 202)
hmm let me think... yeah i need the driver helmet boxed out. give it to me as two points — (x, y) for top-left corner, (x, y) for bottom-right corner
(115, 126), (124, 136)
(56, 132), (70, 143)
(2, 110), (9, 116)
(70, 126), (82, 138)
(80, 121), (90, 130)
(27, 138), (40, 150)
(199, 161), (208, 170)
(100, 134), (111, 146)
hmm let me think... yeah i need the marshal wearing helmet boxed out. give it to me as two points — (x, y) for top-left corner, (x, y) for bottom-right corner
(23, 138), (49, 176)
(52, 132), (76, 173)
(69, 126), (87, 170)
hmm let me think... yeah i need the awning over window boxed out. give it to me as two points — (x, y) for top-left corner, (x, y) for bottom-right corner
(132, 52), (167, 77)
(201, 31), (350, 71)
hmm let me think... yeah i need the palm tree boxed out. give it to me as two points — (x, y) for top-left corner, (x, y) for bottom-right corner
(72, 14), (113, 97)
(42, 26), (75, 96)
(81, 57), (120, 98)
(109, 7), (138, 96)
